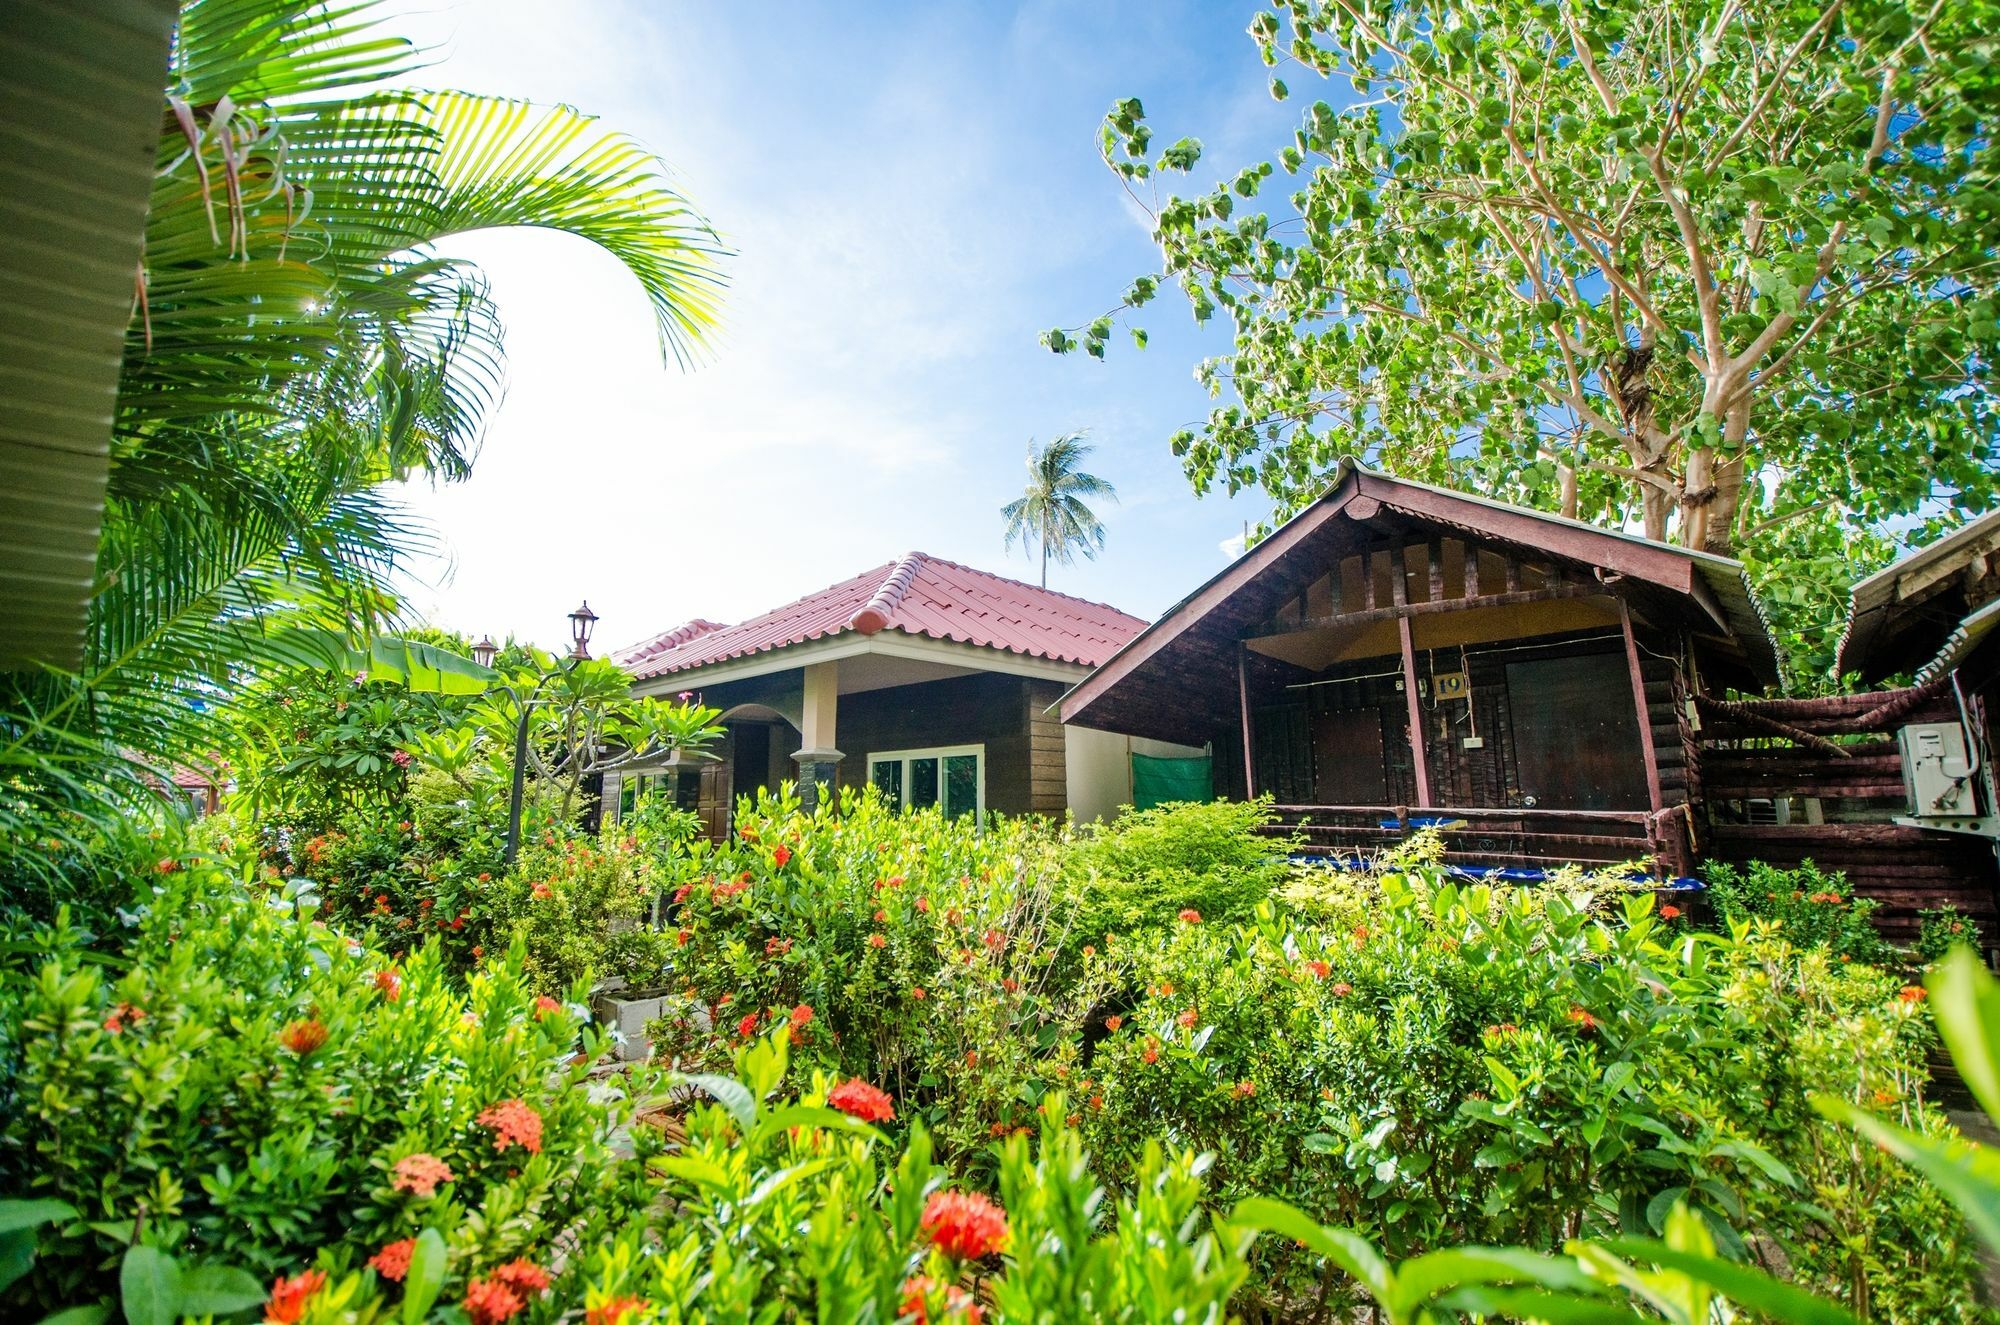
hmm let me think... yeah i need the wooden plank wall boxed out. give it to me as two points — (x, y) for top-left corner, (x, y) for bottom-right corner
(1694, 686), (2000, 937)
(1026, 680), (1069, 815)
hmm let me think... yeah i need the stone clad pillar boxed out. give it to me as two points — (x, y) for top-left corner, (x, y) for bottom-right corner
(792, 660), (842, 814)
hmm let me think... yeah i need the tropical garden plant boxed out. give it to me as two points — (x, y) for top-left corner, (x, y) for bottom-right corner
(1000, 432), (1119, 588)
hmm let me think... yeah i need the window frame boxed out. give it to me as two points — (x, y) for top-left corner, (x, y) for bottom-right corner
(866, 743), (986, 822)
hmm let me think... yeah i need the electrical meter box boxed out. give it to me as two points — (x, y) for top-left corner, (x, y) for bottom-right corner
(1900, 722), (1977, 817)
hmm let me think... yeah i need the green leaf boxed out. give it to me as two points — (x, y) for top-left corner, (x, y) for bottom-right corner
(1392, 1246), (1597, 1316)
(179, 1264), (267, 1316)
(401, 1228), (447, 1325)
(1228, 1197), (1392, 1305)
(36, 1307), (113, 1325)
(1815, 1095), (2000, 1254)
(0, 1229), (35, 1296)
(1596, 1237), (1861, 1324)
(119, 1246), (182, 1325)
(0, 1200), (77, 1234)
(1436, 1286), (1650, 1324)
(678, 1073), (757, 1131)
(750, 1104), (886, 1149)
(1931, 947), (2000, 1125)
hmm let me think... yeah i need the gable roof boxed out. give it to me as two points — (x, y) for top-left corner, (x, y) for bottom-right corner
(1061, 464), (1777, 741)
(614, 553), (1148, 680)
(610, 618), (727, 671)
(1836, 509), (2000, 683)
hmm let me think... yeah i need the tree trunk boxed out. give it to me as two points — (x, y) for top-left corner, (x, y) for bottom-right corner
(1703, 398), (1751, 557)
(1558, 463), (1579, 520)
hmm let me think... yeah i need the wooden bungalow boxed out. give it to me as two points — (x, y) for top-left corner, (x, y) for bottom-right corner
(1060, 465), (1779, 878)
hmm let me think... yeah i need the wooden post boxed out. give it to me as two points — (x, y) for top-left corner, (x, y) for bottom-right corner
(1398, 615), (1432, 808)
(1237, 639), (1256, 799)
(1619, 597), (1670, 869)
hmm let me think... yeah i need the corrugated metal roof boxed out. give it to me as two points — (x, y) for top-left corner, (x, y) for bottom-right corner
(609, 618), (727, 670)
(1837, 508), (2000, 682)
(0, 0), (178, 669)
(619, 553), (1147, 679)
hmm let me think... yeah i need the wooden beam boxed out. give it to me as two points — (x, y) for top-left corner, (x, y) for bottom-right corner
(1463, 542), (1480, 599)
(1426, 541), (1445, 603)
(1390, 546), (1410, 607)
(1398, 615), (1432, 808)
(1237, 640), (1256, 799)
(1620, 596), (1667, 822)
(1244, 583), (1610, 639)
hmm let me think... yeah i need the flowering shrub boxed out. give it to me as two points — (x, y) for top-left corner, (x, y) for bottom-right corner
(1914, 903), (1984, 967)
(649, 788), (1117, 1162)
(481, 831), (673, 996)
(0, 862), (661, 1317)
(1705, 857), (1896, 964)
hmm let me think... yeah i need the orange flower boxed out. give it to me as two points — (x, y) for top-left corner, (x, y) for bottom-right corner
(492, 1259), (550, 1296)
(1899, 985), (1928, 1003)
(773, 845), (792, 867)
(588, 1297), (649, 1325)
(374, 969), (402, 1002)
(264, 1270), (327, 1324)
(104, 1002), (146, 1035)
(532, 882), (553, 899)
(392, 1152), (456, 1197)
(1304, 960), (1330, 979)
(1567, 1005), (1599, 1033)
(874, 909), (888, 922)
(736, 1011), (761, 1038)
(966, 1050), (979, 1067)
(1232, 1079), (1256, 1098)
(368, 1239), (416, 1282)
(1178, 908), (1202, 924)
(1658, 904), (1682, 921)
(910, 986), (927, 1000)
(534, 995), (562, 1019)
(464, 1276), (524, 1325)
(478, 1099), (544, 1154)
(921, 1190), (1009, 1260)
(916, 896), (931, 912)
(827, 1078), (896, 1122)
(1330, 982), (1352, 997)
(790, 1003), (814, 1030)
(280, 1018), (328, 1056)
(1081, 944), (1095, 956)
(868, 933), (888, 948)
(900, 1274), (983, 1325)
(1142, 1036), (1160, 1064)
(1103, 1014), (1123, 1031)
(1176, 1007), (1198, 1028)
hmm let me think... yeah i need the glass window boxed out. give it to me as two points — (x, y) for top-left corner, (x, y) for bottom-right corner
(909, 757), (939, 810)
(872, 759), (903, 803)
(944, 755), (977, 818)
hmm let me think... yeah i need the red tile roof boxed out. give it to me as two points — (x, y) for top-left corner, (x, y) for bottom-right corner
(610, 618), (727, 671)
(616, 553), (1147, 680)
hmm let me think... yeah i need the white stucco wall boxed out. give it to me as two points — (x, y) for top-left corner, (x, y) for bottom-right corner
(1063, 726), (1209, 825)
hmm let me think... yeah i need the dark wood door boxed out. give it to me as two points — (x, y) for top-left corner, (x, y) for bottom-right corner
(1504, 652), (1647, 810)
(1313, 708), (1388, 805)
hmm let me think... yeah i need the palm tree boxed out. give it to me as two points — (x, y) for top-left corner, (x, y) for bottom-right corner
(1002, 433), (1118, 588)
(0, 0), (726, 893)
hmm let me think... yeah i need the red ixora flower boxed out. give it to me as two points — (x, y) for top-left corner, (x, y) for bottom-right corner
(534, 995), (562, 1019)
(773, 845), (792, 868)
(374, 968), (402, 1002)
(1567, 1005), (1599, 1033)
(104, 1001), (146, 1035)
(736, 1010), (761, 1039)
(1331, 981), (1353, 997)
(1659, 904), (1682, 921)
(532, 882), (553, 899)
(1176, 1007), (1198, 1028)
(790, 1003), (814, 1030)
(463, 1276), (524, 1325)
(280, 1018), (329, 1056)
(827, 1078), (896, 1123)
(588, 1297), (650, 1325)
(1899, 985), (1928, 1003)
(1232, 1079), (1256, 1098)
(478, 1099), (545, 1154)
(1142, 1036), (1160, 1064)
(264, 1269), (328, 1324)
(492, 1259), (550, 1296)
(900, 1274), (984, 1325)
(1103, 1014), (1123, 1031)
(1304, 960), (1330, 980)
(910, 986), (927, 1000)
(765, 936), (792, 956)
(921, 1190), (1009, 1261)
(868, 933), (888, 949)
(1178, 908), (1202, 924)
(392, 1152), (455, 1197)
(368, 1239), (415, 1282)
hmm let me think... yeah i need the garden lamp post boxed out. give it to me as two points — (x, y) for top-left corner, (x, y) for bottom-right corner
(492, 602), (598, 868)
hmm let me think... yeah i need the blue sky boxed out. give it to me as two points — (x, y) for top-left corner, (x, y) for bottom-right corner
(393, 1), (1304, 654)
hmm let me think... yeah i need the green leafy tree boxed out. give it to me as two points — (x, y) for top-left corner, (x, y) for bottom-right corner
(1001, 432), (1119, 587)
(1051, 0), (1999, 681)
(0, 0), (725, 883)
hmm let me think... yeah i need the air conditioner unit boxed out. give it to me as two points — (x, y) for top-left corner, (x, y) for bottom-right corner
(1896, 722), (1999, 837)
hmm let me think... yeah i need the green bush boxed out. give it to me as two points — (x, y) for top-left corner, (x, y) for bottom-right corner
(1705, 858), (1896, 964)
(0, 862), (658, 1318)
(1059, 797), (1293, 950)
(1915, 904), (1985, 968)
(486, 831), (673, 996)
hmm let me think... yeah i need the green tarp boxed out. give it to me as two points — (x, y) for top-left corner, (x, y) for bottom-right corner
(1131, 752), (1213, 810)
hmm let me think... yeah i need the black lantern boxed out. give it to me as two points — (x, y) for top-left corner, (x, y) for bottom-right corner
(471, 635), (498, 668)
(568, 601), (598, 659)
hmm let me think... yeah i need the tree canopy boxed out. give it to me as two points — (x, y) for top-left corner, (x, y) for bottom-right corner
(1050, 0), (2000, 682)
(1002, 433), (1120, 588)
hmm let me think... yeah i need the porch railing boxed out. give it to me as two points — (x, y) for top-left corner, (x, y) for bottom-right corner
(1262, 803), (1682, 875)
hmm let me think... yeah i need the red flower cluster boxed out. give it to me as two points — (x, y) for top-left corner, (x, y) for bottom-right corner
(493, 1259), (551, 1295)
(868, 934), (888, 949)
(104, 1002), (146, 1035)
(464, 1277), (524, 1325)
(1485, 1022), (1520, 1038)
(1567, 1005), (1599, 1033)
(532, 882), (553, 899)
(1142, 1036), (1160, 1065)
(910, 986), (927, 1000)
(765, 936), (793, 956)
(369, 1239), (415, 1282)
(588, 1297), (649, 1325)
(1899, 985), (1928, 1003)
(1175, 1007), (1198, 1028)
(828, 1078), (896, 1122)
(789, 1003), (814, 1030)
(900, 1274), (983, 1325)
(736, 1011), (761, 1039)
(1103, 1014), (1123, 1032)
(534, 995), (562, 1019)
(374, 968), (402, 1001)
(478, 1098), (545, 1154)
(280, 1018), (329, 1056)
(773, 845), (792, 868)
(1232, 1079), (1256, 1099)
(264, 1270), (327, 1324)
(392, 1152), (455, 1197)
(921, 1190), (1009, 1260)
(982, 929), (1005, 950)
(1659, 904), (1683, 921)
(1178, 908), (1202, 924)
(1808, 891), (1846, 905)
(1304, 960), (1330, 980)
(672, 883), (694, 904)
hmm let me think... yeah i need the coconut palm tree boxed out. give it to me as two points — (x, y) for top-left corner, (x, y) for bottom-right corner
(0, 0), (726, 892)
(1002, 433), (1118, 588)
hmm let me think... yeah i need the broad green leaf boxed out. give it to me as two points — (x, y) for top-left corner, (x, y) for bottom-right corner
(36, 1307), (113, 1325)
(750, 1104), (886, 1149)
(1228, 1198), (1392, 1306)
(1392, 1246), (1597, 1316)
(179, 1263), (267, 1315)
(678, 1073), (757, 1132)
(1930, 947), (2000, 1126)
(1816, 1095), (2000, 1255)
(1597, 1236), (1861, 1325)
(1436, 1285), (1653, 1324)
(0, 1199), (77, 1234)
(119, 1246), (182, 1325)
(401, 1228), (448, 1325)
(0, 1229), (35, 1296)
